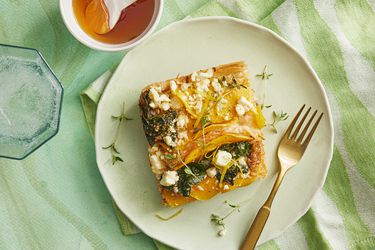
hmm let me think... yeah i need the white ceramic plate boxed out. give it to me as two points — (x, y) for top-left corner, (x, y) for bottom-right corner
(95, 17), (334, 250)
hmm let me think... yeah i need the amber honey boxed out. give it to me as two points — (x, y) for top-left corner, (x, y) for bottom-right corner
(72, 0), (155, 44)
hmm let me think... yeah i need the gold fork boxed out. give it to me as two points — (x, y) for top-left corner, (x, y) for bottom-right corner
(240, 104), (323, 250)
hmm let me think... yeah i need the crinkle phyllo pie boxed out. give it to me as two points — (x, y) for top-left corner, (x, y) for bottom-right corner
(139, 61), (267, 207)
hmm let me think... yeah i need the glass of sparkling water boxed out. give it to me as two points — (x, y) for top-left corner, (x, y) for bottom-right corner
(0, 44), (63, 160)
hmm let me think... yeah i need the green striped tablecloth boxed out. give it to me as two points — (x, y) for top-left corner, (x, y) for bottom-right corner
(0, 0), (374, 249)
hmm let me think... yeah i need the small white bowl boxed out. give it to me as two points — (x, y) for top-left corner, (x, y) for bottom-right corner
(60, 0), (163, 52)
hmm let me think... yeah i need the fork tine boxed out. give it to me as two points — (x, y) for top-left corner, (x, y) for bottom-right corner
(296, 110), (317, 143)
(283, 104), (305, 139)
(290, 107), (311, 140)
(301, 112), (323, 146)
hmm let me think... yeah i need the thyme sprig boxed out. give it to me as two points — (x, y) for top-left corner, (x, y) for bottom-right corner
(256, 65), (273, 80)
(210, 201), (241, 237)
(201, 114), (210, 148)
(269, 110), (289, 133)
(228, 77), (248, 89)
(184, 165), (199, 179)
(164, 154), (176, 160)
(102, 103), (132, 165)
(256, 65), (273, 110)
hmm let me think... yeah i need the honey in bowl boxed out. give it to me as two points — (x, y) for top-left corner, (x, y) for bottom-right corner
(72, 0), (155, 44)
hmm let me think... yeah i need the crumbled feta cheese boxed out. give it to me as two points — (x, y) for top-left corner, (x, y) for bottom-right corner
(202, 78), (211, 85)
(211, 79), (222, 92)
(238, 157), (248, 167)
(173, 186), (179, 193)
(194, 100), (203, 113)
(181, 83), (189, 91)
(240, 172), (250, 178)
(161, 102), (170, 111)
(238, 96), (253, 110)
(177, 114), (189, 128)
(149, 87), (171, 111)
(218, 228), (227, 237)
(149, 88), (160, 103)
(149, 145), (158, 153)
(191, 71), (198, 82)
(223, 184), (229, 190)
(235, 104), (246, 116)
(206, 167), (217, 178)
(170, 80), (177, 92)
(216, 102), (223, 113)
(159, 94), (171, 102)
(178, 131), (188, 140)
(148, 87), (171, 110)
(163, 135), (176, 147)
(196, 79), (210, 92)
(235, 97), (254, 116)
(160, 171), (179, 186)
(150, 154), (165, 175)
(169, 125), (176, 133)
(200, 69), (214, 78)
(214, 150), (232, 167)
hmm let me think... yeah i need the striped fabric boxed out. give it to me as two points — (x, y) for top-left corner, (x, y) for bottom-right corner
(0, 0), (374, 249)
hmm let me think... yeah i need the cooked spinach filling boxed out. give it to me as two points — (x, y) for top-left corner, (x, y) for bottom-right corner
(165, 142), (252, 197)
(215, 164), (249, 186)
(177, 161), (211, 197)
(215, 141), (251, 185)
(219, 141), (251, 159)
(140, 90), (177, 145)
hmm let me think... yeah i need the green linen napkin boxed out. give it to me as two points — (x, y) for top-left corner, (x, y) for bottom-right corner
(81, 1), (375, 249)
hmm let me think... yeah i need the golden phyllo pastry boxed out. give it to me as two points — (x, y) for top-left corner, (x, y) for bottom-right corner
(139, 61), (266, 207)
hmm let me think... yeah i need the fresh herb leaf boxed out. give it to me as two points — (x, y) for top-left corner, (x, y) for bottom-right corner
(184, 165), (198, 179)
(210, 201), (241, 236)
(201, 114), (210, 148)
(269, 110), (289, 133)
(112, 155), (124, 165)
(164, 154), (176, 160)
(112, 114), (133, 122)
(102, 144), (112, 150)
(211, 214), (225, 226)
(265, 104), (272, 108)
(256, 65), (273, 80)
(228, 77), (248, 90)
(103, 102), (132, 165)
(112, 144), (120, 154)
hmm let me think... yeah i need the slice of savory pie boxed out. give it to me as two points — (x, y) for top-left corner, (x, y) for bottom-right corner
(139, 61), (266, 207)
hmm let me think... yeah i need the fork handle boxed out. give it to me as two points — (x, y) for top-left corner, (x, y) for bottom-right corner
(240, 169), (287, 250)
(240, 205), (271, 250)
